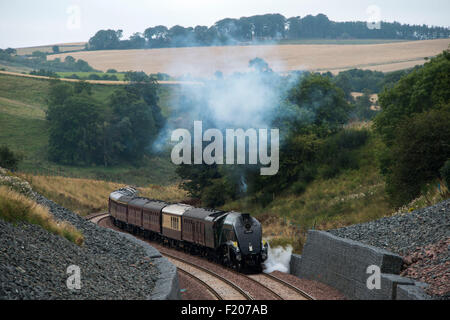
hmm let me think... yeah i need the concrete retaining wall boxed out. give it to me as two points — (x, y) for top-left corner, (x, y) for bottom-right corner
(113, 231), (181, 300)
(290, 230), (431, 300)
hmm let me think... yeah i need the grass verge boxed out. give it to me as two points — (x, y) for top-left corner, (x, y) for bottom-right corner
(0, 185), (84, 245)
(19, 174), (187, 216)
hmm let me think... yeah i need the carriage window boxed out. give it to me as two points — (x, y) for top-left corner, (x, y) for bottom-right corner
(170, 216), (179, 230)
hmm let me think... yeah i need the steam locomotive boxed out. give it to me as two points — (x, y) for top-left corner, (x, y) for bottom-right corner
(108, 187), (268, 272)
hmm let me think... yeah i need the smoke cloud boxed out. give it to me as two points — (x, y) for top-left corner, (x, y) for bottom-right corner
(153, 47), (305, 155)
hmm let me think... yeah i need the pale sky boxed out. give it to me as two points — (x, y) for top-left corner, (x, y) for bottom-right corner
(1, 0), (449, 48)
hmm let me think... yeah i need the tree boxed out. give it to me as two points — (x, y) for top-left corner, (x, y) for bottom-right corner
(176, 164), (222, 199)
(288, 73), (352, 133)
(47, 94), (105, 165)
(144, 25), (169, 47)
(4, 48), (17, 55)
(128, 32), (146, 48)
(31, 51), (47, 60)
(374, 50), (450, 146)
(52, 45), (60, 53)
(249, 57), (272, 73)
(383, 109), (450, 206)
(0, 145), (21, 171)
(88, 29), (122, 50)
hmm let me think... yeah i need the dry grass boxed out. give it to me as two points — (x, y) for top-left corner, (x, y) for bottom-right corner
(19, 174), (187, 216)
(258, 214), (306, 253)
(0, 186), (84, 245)
(47, 39), (450, 77)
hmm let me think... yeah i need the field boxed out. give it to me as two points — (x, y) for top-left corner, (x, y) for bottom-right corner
(55, 71), (126, 80)
(15, 42), (87, 55)
(47, 39), (450, 77)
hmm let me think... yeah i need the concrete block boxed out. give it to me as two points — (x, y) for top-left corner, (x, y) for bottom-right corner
(397, 284), (432, 300)
(294, 230), (405, 300)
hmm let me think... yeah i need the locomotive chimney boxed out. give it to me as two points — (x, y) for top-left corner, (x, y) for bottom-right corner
(241, 213), (252, 229)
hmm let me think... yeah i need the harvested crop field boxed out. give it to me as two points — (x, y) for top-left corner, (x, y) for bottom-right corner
(16, 42), (86, 55)
(48, 39), (450, 77)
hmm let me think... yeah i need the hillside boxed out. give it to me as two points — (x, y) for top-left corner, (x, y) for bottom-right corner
(0, 73), (179, 186)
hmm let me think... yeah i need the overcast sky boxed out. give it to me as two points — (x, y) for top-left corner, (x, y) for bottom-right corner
(1, 0), (449, 48)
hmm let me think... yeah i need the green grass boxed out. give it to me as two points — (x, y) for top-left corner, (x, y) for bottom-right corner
(0, 73), (179, 186)
(0, 74), (51, 108)
(56, 71), (127, 81)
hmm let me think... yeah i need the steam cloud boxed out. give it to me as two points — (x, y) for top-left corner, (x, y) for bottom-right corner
(263, 242), (293, 274)
(152, 46), (304, 154)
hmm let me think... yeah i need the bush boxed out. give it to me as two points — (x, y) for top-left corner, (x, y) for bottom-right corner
(440, 159), (450, 188)
(67, 73), (80, 79)
(292, 181), (307, 195)
(201, 180), (227, 208)
(385, 109), (450, 206)
(88, 73), (101, 80)
(0, 145), (21, 171)
(319, 129), (369, 179)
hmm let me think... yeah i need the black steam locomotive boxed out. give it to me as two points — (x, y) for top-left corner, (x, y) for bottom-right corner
(108, 187), (268, 272)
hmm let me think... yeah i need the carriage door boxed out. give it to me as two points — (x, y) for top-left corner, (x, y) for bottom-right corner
(195, 222), (204, 246)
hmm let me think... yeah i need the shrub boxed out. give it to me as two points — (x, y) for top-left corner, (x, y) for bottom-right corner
(292, 181), (307, 195)
(201, 180), (227, 208)
(440, 159), (450, 188)
(385, 109), (450, 206)
(0, 145), (21, 171)
(88, 73), (101, 80)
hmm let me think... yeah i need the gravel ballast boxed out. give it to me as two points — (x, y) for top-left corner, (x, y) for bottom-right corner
(0, 192), (161, 300)
(328, 200), (449, 256)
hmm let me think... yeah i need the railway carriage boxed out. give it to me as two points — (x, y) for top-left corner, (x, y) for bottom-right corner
(127, 198), (149, 232)
(161, 203), (192, 242)
(182, 208), (228, 254)
(108, 188), (268, 272)
(142, 200), (168, 236)
(109, 187), (138, 228)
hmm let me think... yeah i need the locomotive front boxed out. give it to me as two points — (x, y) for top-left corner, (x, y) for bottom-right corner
(223, 212), (268, 271)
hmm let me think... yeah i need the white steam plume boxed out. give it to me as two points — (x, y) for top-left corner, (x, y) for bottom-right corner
(263, 242), (292, 274)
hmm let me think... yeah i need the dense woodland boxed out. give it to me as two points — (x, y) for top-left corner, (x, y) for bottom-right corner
(87, 13), (450, 50)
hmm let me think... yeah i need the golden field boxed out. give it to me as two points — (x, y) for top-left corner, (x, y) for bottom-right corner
(15, 42), (86, 55)
(47, 39), (450, 77)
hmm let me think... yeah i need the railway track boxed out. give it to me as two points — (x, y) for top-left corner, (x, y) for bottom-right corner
(177, 269), (223, 300)
(248, 273), (313, 300)
(163, 251), (252, 300)
(89, 213), (314, 300)
(85, 212), (110, 224)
